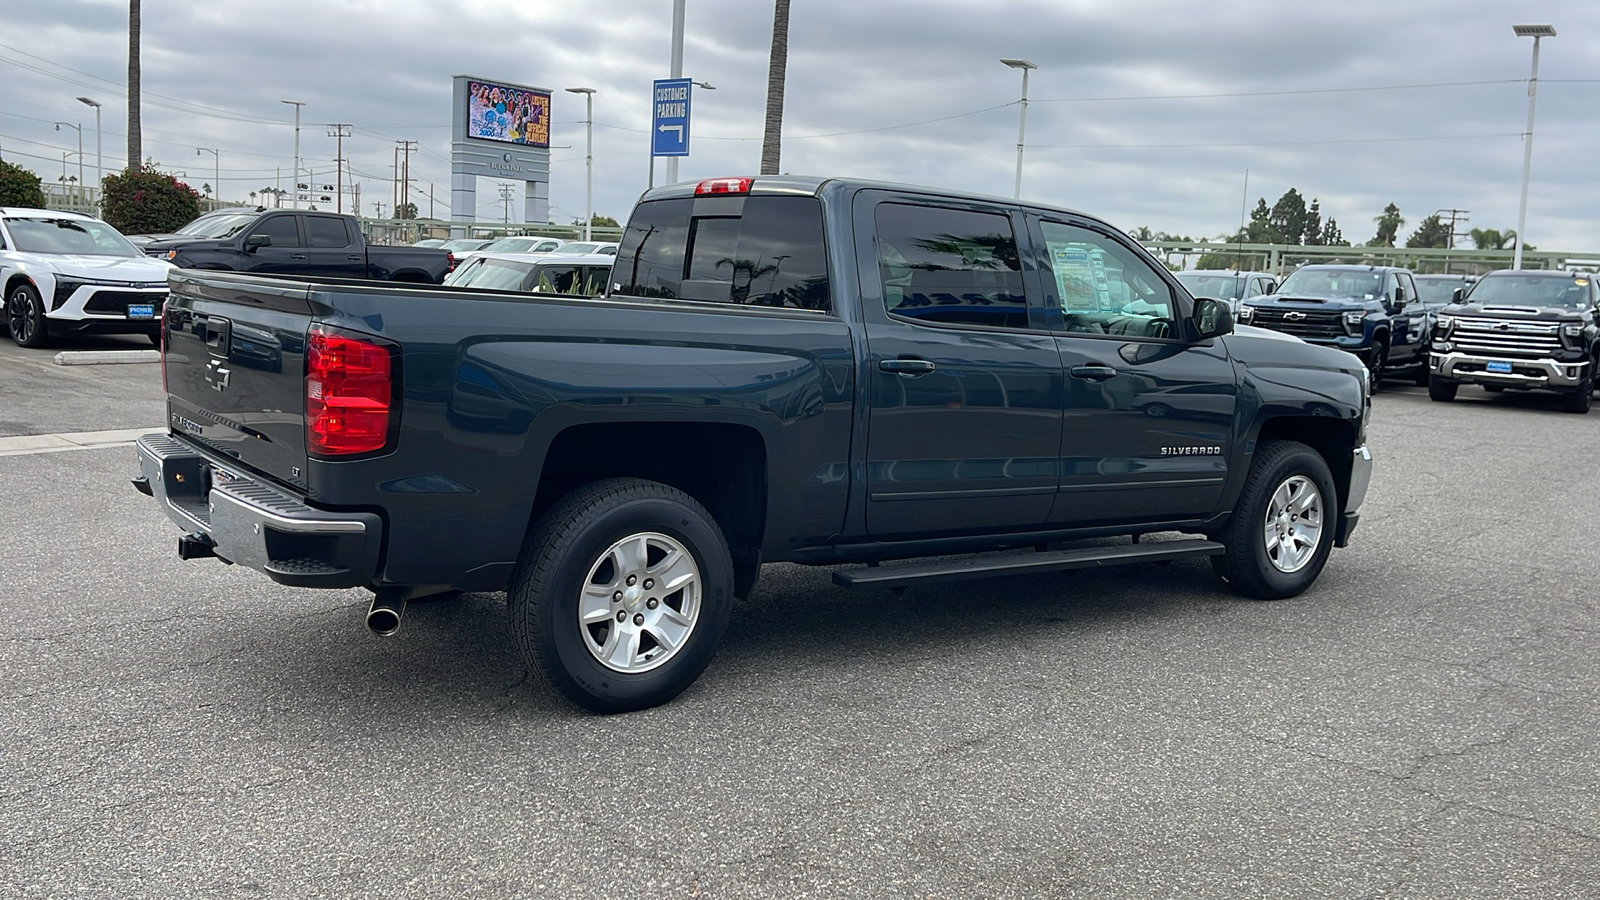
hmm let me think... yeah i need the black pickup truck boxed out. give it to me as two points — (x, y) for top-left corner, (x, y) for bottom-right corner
(135, 208), (452, 283)
(133, 175), (1374, 713)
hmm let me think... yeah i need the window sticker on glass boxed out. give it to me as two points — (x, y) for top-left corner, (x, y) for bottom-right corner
(1052, 245), (1105, 312)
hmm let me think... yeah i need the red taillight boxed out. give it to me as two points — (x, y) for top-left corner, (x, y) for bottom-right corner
(694, 176), (752, 196)
(306, 324), (394, 456)
(446, 251), (456, 273)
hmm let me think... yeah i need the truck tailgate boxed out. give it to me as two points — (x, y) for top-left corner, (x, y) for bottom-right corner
(162, 270), (311, 487)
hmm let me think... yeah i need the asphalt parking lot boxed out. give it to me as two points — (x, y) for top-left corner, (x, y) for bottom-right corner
(2, 338), (1597, 899)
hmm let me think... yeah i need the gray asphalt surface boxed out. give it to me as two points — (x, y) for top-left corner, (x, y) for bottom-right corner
(2, 337), (1597, 899)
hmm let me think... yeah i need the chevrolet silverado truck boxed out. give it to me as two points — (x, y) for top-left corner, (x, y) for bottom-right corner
(1428, 269), (1600, 413)
(137, 208), (452, 284)
(1239, 264), (1430, 389)
(133, 175), (1374, 713)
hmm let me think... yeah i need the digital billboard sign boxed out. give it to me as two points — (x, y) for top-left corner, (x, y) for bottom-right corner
(465, 79), (551, 148)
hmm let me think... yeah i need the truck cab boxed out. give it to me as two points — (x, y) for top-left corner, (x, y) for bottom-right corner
(1238, 264), (1429, 387)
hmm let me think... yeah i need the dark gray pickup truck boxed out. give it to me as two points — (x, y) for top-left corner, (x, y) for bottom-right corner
(134, 175), (1374, 712)
(136, 208), (452, 284)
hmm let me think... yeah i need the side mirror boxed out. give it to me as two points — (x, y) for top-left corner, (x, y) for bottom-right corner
(244, 234), (271, 252)
(1193, 297), (1233, 340)
(1451, 288), (1465, 303)
(1391, 287), (1406, 309)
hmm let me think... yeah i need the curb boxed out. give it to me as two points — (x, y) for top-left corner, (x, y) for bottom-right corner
(53, 350), (161, 366)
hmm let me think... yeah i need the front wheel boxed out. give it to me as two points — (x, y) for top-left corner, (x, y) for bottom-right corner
(1365, 340), (1388, 392)
(1562, 365), (1594, 414)
(507, 478), (734, 713)
(1428, 375), (1458, 402)
(1213, 440), (1337, 600)
(6, 282), (49, 348)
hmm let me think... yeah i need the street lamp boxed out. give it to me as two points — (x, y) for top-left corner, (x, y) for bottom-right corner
(280, 99), (305, 209)
(565, 87), (597, 241)
(196, 147), (220, 204)
(76, 97), (101, 209)
(1000, 58), (1037, 200)
(1512, 24), (1554, 270)
(54, 121), (84, 207)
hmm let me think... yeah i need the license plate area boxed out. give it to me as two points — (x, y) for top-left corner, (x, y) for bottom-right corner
(128, 303), (156, 319)
(1486, 361), (1513, 374)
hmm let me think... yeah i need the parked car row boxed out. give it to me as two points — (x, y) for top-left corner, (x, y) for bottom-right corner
(1212, 263), (1599, 413)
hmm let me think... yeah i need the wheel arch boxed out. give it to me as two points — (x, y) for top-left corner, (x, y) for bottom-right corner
(1252, 415), (1358, 513)
(527, 421), (768, 588)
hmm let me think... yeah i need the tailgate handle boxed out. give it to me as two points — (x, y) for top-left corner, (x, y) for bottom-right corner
(202, 316), (231, 356)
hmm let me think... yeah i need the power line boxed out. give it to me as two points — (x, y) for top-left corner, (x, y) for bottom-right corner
(1032, 78), (1526, 104)
(1028, 132), (1521, 150)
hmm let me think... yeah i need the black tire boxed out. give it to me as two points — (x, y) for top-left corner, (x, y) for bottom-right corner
(1561, 365), (1593, 414)
(6, 282), (49, 348)
(1213, 440), (1338, 600)
(507, 478), (733, 713)
(145, 328), (162, 347)
(1483, 385), (1504, 394)
(1428, 374), (1458, 402)
(1412, 361), (1431, 387)
(1365, 338), (1388, 392)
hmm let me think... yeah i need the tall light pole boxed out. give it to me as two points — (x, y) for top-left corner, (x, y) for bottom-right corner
(1000, 58), (1037, 200)
(280, 99), (305, 209)
(76, 97), (101, 209)
(54, 121), (84, 206)
(196, 147), (219, 204)
(662, 0), (688, 185)
(1512, 24), (1554, 270)
(566, 87), (597, 240)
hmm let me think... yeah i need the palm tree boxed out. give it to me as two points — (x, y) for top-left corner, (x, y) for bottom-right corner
(759, 0), (791, 176)
(128, 0), (141, 173)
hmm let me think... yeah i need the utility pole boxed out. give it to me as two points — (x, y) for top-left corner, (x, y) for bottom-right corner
(327, 124), (351, 214)
(374, 201), (385, 218)
(280, 100), (305, 208)
(396, 139), (417, 217)
(1436, 208), (1470, 250)
(498, 182), (515, 224)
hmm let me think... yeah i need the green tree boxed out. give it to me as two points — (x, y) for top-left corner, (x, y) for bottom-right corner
(589, 214), (619, 228)
(395, 202), (418, 219)
(1269, 188), (1308, 246)
(1303, 199), (1323, 246)
(1320, 217), (1347, 247)
(1244, 198), (1285, 244)
(1469, 227), (1515, 250)
(759, 0), (791, 175)
(1405, 213), (1451, 249)
(1369, 202), (1404, 247)
(100, 167), (200, 234)
(0, 159), (46, 207)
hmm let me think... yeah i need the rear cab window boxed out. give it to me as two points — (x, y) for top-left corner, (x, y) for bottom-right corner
(875, 202), (1028, 329)
(611, 194), (830, 312)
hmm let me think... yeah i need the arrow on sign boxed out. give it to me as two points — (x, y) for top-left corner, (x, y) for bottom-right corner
(657, 124), (684, 141)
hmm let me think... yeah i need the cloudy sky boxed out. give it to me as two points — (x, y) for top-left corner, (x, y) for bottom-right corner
(3, 0), (1598, 249)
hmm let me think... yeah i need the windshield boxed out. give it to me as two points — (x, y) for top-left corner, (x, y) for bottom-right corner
(1466, 274), (1594, 309)
(485, 238), (543, 252)
(1415, 276), (1471, 304)
(1278, 268), (1384, 299)
(174, 213), (259, 239)
(441, 239), (490, 252)
(1174, 272), (1246, 301)
(561, 242), (600, 254)
(5, 217), (141, 257)
(448, 257), (536, 290)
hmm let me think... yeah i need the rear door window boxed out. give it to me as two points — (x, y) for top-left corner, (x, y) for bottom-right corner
(612, 195), (830, 311)
(875, 203), (1027, 329)
(306, 215), (353, 248)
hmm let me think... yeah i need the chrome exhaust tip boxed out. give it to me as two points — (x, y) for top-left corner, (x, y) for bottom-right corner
(366, 589), (406, 637)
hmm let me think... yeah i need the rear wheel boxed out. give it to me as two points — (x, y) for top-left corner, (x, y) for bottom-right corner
(507, 478), (733, 713)
(1213, 440), (1337, 600)
(6, 282), (49, 348)
(1428, 374), (1458, 402)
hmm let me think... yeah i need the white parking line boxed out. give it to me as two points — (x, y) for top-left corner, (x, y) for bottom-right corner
(0, 427), (162, 458)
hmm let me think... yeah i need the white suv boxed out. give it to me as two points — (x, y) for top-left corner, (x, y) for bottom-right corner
(1, 208), (174, 347)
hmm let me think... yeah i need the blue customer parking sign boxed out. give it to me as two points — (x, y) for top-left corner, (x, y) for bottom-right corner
(652, 78), (692, 157)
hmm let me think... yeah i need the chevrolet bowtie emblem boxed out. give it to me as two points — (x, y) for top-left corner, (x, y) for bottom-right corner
(204, 358), (231, 392)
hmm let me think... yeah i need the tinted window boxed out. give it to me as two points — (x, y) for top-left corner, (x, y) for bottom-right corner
(1415, 277), (1470, 305)
(1174, 271), (1246, 301)
(877, 203), (1025, 328)
(612, 196), (830, 311)
(306, 216), (352, 248)
(1039, 221), (1177, 337)
(1278, 268), (1383, 299)
(453, 258), (537, 290)
(250, 215), (301, 247)
(1467, 274), (1595, 309)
